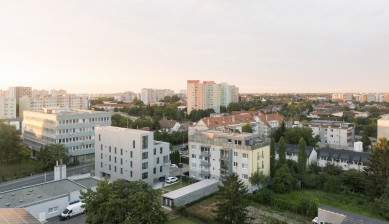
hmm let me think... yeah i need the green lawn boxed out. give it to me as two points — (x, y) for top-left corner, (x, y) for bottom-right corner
(0, 159), (42, 183)
(166, 217), (200, 224)
(164, 181), (191, 192)
(273, 189), (385, 221)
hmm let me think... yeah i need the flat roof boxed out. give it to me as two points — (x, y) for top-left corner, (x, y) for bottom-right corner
(96, 126), (151, 134)
(0, 208), (42, 224)
(0, 179), (85, 208)
(73, 178), (98, 188)
(319, 206), (388, 224)
(162, 179), (219, 200)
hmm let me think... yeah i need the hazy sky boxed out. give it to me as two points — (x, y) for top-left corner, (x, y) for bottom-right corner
(1, 1), (388, 93)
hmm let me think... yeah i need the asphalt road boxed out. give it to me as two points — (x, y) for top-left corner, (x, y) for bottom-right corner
(0, 163), (92, 193)
(46, 213), (86, 224)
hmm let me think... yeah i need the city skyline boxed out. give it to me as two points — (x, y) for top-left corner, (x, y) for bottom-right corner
(1, 1), (388, 93)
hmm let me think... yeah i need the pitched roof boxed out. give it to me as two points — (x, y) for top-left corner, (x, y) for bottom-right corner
(231, 110), (262, 116)
(197, 114), (255, 129)
(159, 119), (179, 129)
(257, 114), (285, 128)
(318, 148), (370, 164)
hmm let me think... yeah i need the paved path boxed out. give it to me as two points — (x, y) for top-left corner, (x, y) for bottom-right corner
(0, 163), (92, 193)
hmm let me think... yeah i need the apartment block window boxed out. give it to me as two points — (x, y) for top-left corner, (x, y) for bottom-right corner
(191, 154), (196, 159)
(120, 168), (123, 174)
(191, 145), (196, 149)
(120, 158), (123, 165)
(109, 155), (111, 162)
(142, 162), (148, 170)
(130, 171), (133, 177)
(100, 153), (103, 159)
(120, 148), (123, 155)
(130, 161), (133, 168)
(142, 136), (148, 149)
(153, 167), (156, 174)
(99, 134), (101, 141)
(160, 166), (162, 172)
(115, 147), (117, 154)
(114, 157), (117, 163)
(242, 174), (248, 180)
(233, 162), (238, 167)
(114, 166), (117, 172)
(101, 162), (103, 168)
(192, 163), (196, 168)
(233, 152), (238, 157)
(109, 146), (111, 153)
(160, 147), (163, 154)
(153, 148), (156, 155)
(242, 153), (248, 159)
(242, 163), (248, 169)
(156, 157), (160, 164)
(130, 151), (133, 158)
(142, 152), (148, 160)
(142, 172), (148, 180)
(109, 165), (111, 170)
(133, 140), (135, 148)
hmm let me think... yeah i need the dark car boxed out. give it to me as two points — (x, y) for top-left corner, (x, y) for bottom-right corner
(177, 163), (184, 168)
(183, 171), (189, 176)
(159, 176), (165, 182)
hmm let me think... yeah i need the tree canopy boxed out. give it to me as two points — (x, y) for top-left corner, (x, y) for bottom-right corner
(297, 137), (307, 187)
(80, 179), (167, 224)
(0, 122), (23, 163)
(39, 144), (71, 171)
(242, 123), (253, 133)
(283, 127), (320, 147)
(278, 137), (286, 166)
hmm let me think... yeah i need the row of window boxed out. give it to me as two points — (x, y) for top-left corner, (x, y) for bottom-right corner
(58, 117), (110, 125)
(98, 135), (149, 150)
(101, 162), (163, 178)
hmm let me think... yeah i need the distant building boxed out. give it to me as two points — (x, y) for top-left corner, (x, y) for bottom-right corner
(2, 118), (23, 131)
(274, 143), (318, 165)
(317, 147), (369, 171)
(32, 89), (50, 96)
(94, 103), (133, 111)
(114, 91), (136, 102)
(159, 119), (181, 133)
(8, 86), (32, 103)
(23, 107), (111, 162)
(141, 89), (174, 105)
(378, 114), (389, 140)
(355, 93), (366, 103)
(0, 96), (16, 119)
(94, 126), (170, 186)
(255, 113), (286, 137)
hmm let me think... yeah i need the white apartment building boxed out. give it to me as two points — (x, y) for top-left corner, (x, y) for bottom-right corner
(8, 86), (32, 103)
(187, 80), (239, 114)
(302, 120), (355, 148)
(189, 130), (270, 193)
(32, 89), (50, 96)
(114, 91), (136, 102)
(355, 94), (366, 102)
(94, 126), (170, 186)
(19, 94), (89, 118)
(0, 96), (16, 119)
(366, 94), (378, 102)
(23, 108), (111, 162)
(378, 114), (389, 140)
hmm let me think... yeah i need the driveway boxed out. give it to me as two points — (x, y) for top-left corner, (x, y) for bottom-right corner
(46, 214), (86, 224)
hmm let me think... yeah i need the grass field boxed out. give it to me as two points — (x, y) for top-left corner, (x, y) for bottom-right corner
(0, 159), (42, 183)
(166, 217), (200, 224)
(273, 189), (385, 221)
(164, 181), (191, 192)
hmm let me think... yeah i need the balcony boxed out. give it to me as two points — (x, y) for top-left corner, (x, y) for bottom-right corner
(201, 160), (210, 167)
(163, 160), (171, 166)
(189, 136), (269, 151)
(220, 174), (227, 181)
(200, 151), (211, 157)
(200, 170), (210, 176)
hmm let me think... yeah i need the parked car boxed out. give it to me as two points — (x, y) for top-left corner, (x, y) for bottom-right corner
(60, 202), (86, 220)
(177, 163), (184, 168)
(165, 177), (178, 183)
(159, 176), (166, 182)
(183, 171), (189, 176)
(170, 164), (178, 168)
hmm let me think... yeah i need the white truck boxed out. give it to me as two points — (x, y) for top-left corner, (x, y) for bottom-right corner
(60, 202), (86, 220)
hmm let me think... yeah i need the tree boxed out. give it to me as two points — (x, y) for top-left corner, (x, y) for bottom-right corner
(377, 178), (389, 219)
(270, 138), (276, 178)
(360, 134), (371, 151)
(271, 121), (286, 142)
(0, 122), (23, 163)
(176, 110), (183, 122)
(220, 106), (228, 113)
(278, 137), (286, 166)
(364, 137), (389, 197)
(13, 146), (31, 169)
(215, 172), (249, 224)
(80, 179), (167, 224)
(242, 123), (253, 133)
(283, 127), (320, 147)
(111, 114), (131, 128)
(39, 144), (71, 171)
(323, 162), (342, 176)
(249, 170), (271, 189)
(113, 107), (119, 112)
(297, 138), (307, 188)
(272, 164), (296, 194)
(171, 94), (180, 102)
(339, 169), (365, 194)
(324, 175), (339, 193)
(164, 106), (176, 120)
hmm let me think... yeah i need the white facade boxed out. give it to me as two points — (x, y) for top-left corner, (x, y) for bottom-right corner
(114, 91), (136, 102)
(23, 108), (111, 162)
(141, 89), (156, 105)
(7, 87), (32, 103)
(0, 96), (16, 119)
(378, 114), (389, 140)
(95, 126), (170, 186)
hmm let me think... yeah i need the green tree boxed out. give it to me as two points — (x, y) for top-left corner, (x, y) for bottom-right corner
(364, 137), (389, 197)
(215, 172), (249, 224)
(377, 178), (389, 219)
(242, 123), (253, 133)
(113, 107), (119, 112)
(283, 127), (320, 147)
(297, 138), (307, 188)
(324, 175), (339, 193)
(176, 110), (183, 122)
(339, 169), (365, 194)
(171, 94), (180, 102)
(272, 164), (296, 194)
(271, 121), (286, 142)
(220, 105), (228, 113)
(111, 114), (131, 128)
(164, 106), (176, 120)
(278, 137), (286, 166)
(39, 144), (71, 171)
(323, 162), (342, 176)
(270, 138), (276, 178)
(13, 146), (31, 169)
(0, 122), (22, 163)
(249, 170), (271, 189)
(360, 134), (371, 151)
(80, 179), (167, 224)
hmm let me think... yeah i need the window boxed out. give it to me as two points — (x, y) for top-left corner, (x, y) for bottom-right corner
(115, 147), (117, 154)
(233, 162), (238, 167)
(160, 147), (163, 154)
(109, 146), (111, 153)
(109, 164), (111, 170)
(130, 161), (133, 168)
(142, 162), (148, 170)
(156, 157), (160, 164)
(191, 154), (196, 159)
(192, 163), (196, 168)
(130, 171), (133, 177)
(114, 166), (117, 172)
(109, 155), (111, 162)
(101, 162), (103, 168)
(142, 136), (148, 149)
(48, 206), (58, 214)
(101, 153), (103, 159)
(130, 151), (133, 158)
(153, 167), (156, 174)
(120, 158), (123, 165)
(133, 140), (135, 148)
(242, 153), (248, 159)
(142, 152), (148, 159)
(160, 166), (162, 172)
(114, 157), (117, 163)
(191, 145), (196, 149)
(99, 134), (101, 141)
(142, 172), (148, 179)
(120, 148), (123, 155)
(153, 148), (156, 155)
(120, 168), (123, 174)
(233, 152), (238, 157)
(242, 174), (248, 179)
(242, 163), (248, 169)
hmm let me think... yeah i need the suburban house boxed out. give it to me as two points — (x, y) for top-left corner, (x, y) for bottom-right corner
(255, 113), (285, 137)
(275, 144), (318, 165)
(317, 147), (369, 171)
(159, 119), (181, 133)
(262, 105), (282, 113)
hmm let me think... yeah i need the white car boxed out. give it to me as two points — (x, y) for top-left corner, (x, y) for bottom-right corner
(165, 177), (178, 183)
(170, 164), (178, 168)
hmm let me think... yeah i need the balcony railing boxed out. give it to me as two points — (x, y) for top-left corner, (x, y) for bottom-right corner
(201, 160), (210, 167)
(189, 137), (269, 151)
(163, 160), (171, 166)
(200, 151), (211, 157)
(200, 170), (210, 176)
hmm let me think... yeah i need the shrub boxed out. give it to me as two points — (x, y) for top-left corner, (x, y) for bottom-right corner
(252, 189), (273, 205)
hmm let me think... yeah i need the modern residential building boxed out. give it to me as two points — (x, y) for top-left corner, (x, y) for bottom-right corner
(94, 126), (170, 186)
(189, 130), (270, 193)
(302, 120), (355, 148)
(114, 91), (136, 102)
(19, 94), (89, 118)
(331, 93), (343, 101)
(378, 114), (389, 140)
(355, 93), (366, 103)
(366, 94), (378, 102)
(141, 89), (174, 105)
(187, 80), (239, 114)
(274, 144), (318, 165)
(0, 96), (16, 119)
(7, 86), (32, 103)
(32, 89), (50, 96)
(317, 147), (369, 171)
(2, 118), (23, 131)
(50, 89), (67, 95)
(23, 107), (111, 162)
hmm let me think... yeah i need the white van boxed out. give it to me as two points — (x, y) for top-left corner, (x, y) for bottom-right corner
(60, 202), (86, 220)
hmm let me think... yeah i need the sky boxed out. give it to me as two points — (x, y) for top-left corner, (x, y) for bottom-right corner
(0, 1), (388, 94)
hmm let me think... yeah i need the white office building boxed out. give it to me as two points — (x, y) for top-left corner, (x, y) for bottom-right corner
(0, 96), (16, 119)
(95, 126), (171, 186)
(23, 107), (111, 162)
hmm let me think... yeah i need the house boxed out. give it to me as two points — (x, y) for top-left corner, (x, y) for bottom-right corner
(231, 110), (262, 116)
(316, 206), (387, 224)
(275, 144), (318, 165)
(255, 114), (285, 137)
(317, 147), (370, 171)
(159, 119), (181, 133)
(262, 105), (282, 113)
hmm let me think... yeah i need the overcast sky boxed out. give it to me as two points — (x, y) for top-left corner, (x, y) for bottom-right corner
(0, 1), (388, 94)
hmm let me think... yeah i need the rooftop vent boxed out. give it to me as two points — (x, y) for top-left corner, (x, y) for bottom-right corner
(11, 193), (15, 196)
(38, 195), (42, 198)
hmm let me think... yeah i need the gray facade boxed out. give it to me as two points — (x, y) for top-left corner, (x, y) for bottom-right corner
(162, 179), (219, 207)
(95, 126), (170, 186)
(23, 107), (111, 162)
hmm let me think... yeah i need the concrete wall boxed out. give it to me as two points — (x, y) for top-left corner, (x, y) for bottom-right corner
(24, 196), (69, 221)
(318, 208), (346, 224)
